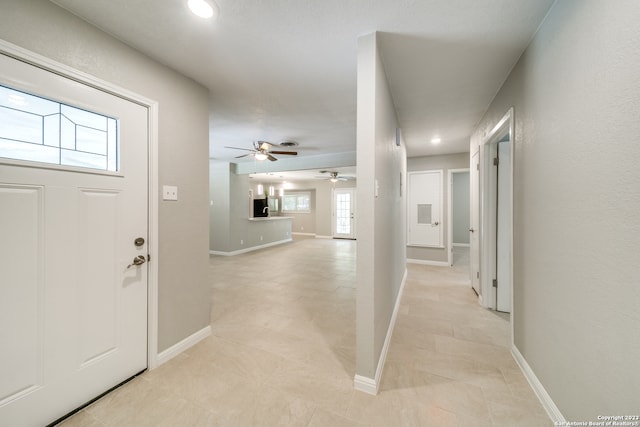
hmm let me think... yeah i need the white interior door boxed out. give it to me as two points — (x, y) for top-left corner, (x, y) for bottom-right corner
(407, 170), (443, 247)
(333, 188), (356, 239)
(470, 152), (480, 295)
(0, 53), (148, 426)
(496, 140), (511, 312)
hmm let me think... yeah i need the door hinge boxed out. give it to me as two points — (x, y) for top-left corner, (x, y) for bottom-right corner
(493, 157), (499, 166)
(147, 254), (151, 262)
(477, 271), (480, 279)
(476, 163), (480, 171)
(493, 279), (498, 288)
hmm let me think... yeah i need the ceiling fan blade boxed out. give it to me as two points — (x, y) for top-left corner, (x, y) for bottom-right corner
(269, 150), (297, 156)
(225, 146), (255, 152)
(267, 154), (278, 161)
(234, 153), (250, 159)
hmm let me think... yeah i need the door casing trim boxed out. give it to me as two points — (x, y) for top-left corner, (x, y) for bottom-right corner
(479, 107), (514, 346)
(447, 168), (470, 267)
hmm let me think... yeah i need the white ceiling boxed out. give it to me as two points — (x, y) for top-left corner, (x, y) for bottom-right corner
(250, 166), (357, 184)
(51, 0), (554, 167)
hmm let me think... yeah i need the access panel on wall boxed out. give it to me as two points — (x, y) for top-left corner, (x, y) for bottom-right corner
(407, 170), (443, 247)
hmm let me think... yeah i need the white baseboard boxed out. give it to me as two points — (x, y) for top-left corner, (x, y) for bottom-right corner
(407, 258), (450, 267)
(209, 238), (292, 256)
(354, 268), (408, 395)
(156, 325), (211, 367)
(511, 345), (565, 423)
(291, 233), (335, 239)
(354, 375), (378, 395)
(452, 243), (470, 247)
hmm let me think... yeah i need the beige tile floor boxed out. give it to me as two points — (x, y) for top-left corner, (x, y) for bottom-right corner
(60, 237), (552, 427)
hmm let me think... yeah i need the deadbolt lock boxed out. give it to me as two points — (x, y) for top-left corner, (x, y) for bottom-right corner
(134, 237), (145, 247)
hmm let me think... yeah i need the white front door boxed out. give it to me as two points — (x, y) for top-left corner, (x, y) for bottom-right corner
(333, 188), (356, 239)
(0, 53), (148, 426)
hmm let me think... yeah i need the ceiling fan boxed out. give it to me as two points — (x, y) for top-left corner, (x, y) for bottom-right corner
(224, 141), (298, 161)
(316, 170), (355, 182)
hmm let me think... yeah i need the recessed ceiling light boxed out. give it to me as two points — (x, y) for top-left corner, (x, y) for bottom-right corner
(431, 137), (441, 144)
(188, 0), (219, 19)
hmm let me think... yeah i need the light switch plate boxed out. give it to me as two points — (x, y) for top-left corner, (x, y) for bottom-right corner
(163, 185), (178, 201)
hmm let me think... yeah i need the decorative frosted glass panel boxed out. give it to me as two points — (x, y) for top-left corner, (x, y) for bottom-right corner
(0, 84), (119, 172)
(0, 85), (58, 116)
(77, 126), (107, 155)
(61, 149), (107, 170)
(43, 115), (59, 147)
(61, 104), (107, 131)
(0, 138), (60, 164)
(0, 108), (42, 144)
(60, 115), (75, 150)
(417, 204), (432, 224)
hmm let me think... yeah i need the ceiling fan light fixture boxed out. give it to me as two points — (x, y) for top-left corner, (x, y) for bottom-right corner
(330, 178), (338, 183)
(431, 137), (442, 144)
(254, 152), (268, 161)
(187, 0), (218, 19)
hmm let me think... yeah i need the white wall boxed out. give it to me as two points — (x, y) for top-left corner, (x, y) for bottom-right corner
(279, 179), (356, 237)
(210, 161), (294, 255)
(0, 0), (212, 353)
(210, 161), (232, 252)
(279, 188), (317, 234)
(471, 0), (640, 419)
(355, 32), (407, 388)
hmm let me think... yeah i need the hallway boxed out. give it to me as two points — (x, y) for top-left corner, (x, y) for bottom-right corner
(60, 237), (551, 426)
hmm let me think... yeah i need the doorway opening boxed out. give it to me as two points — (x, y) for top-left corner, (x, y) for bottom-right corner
(480, 108), (514, 314)
(447, 168), (470, 271)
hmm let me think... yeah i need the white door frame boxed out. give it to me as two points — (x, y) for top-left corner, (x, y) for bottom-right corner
(447, 168), (470, 267)
(0, 40), (161, 369)
(470, 151), (481, 297)
(479, 107), (514, 320)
